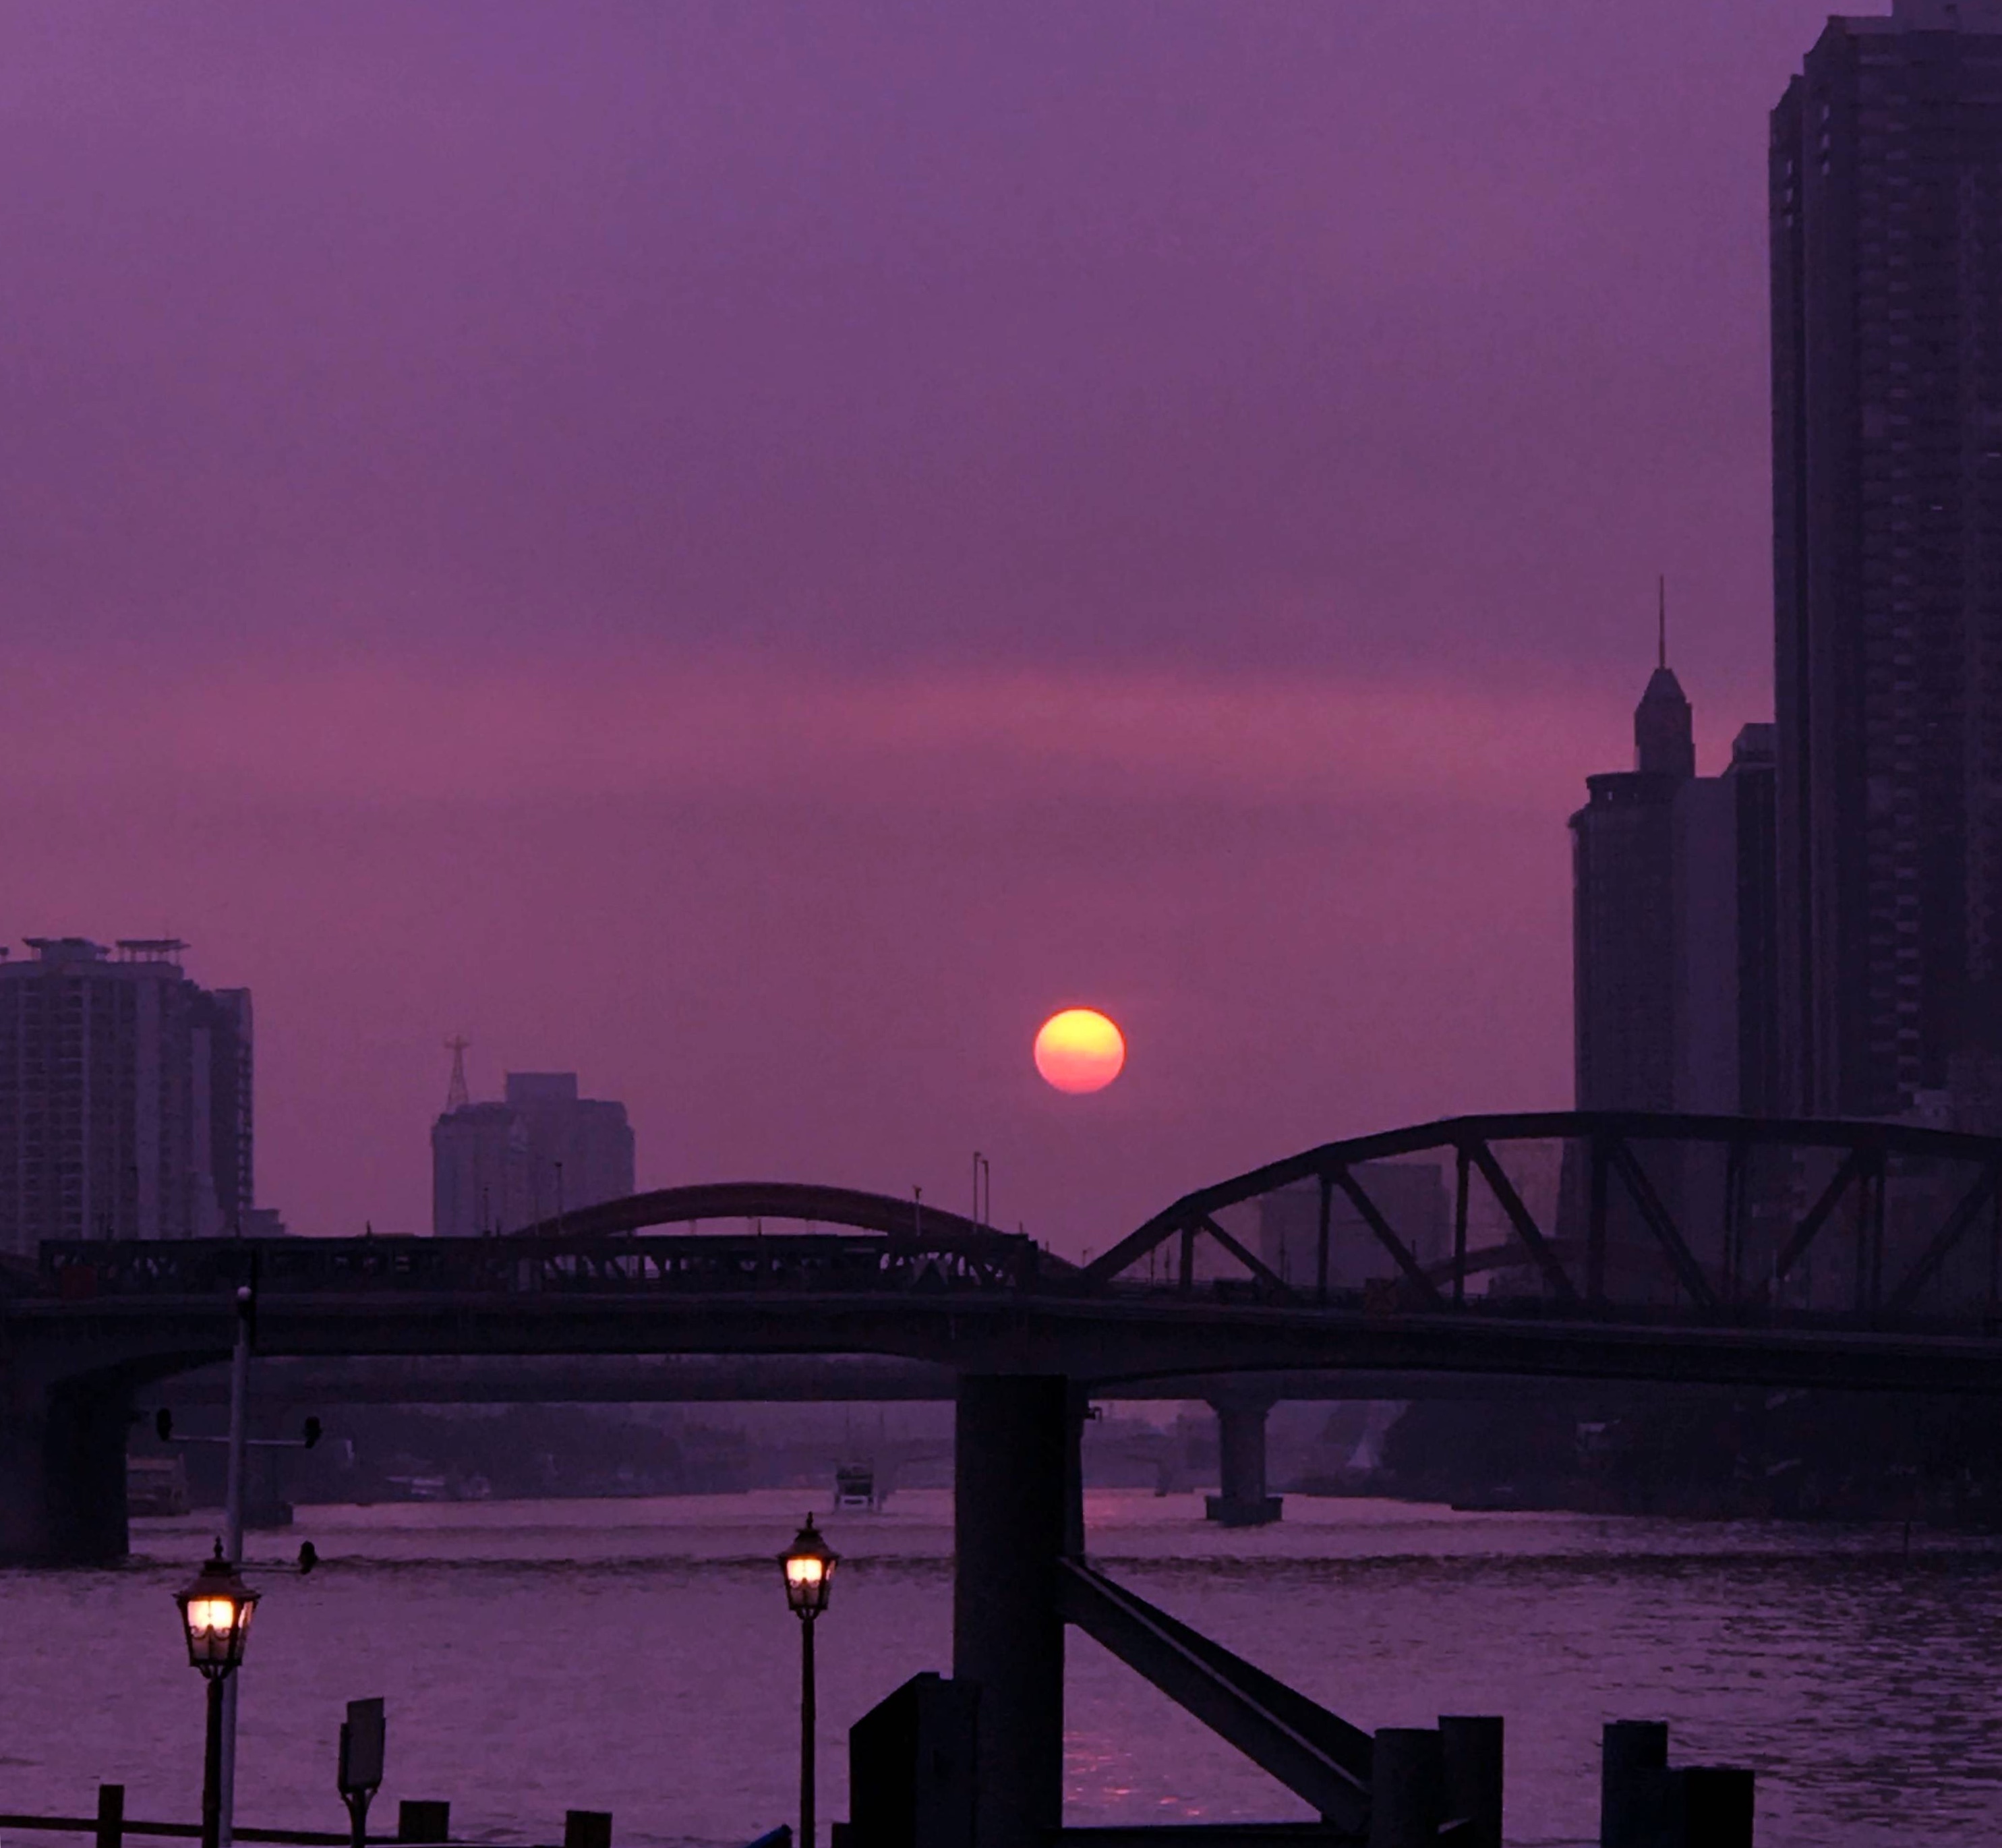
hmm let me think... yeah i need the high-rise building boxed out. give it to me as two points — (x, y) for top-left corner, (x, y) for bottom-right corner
(1570, 671), (1780, 1115)
(432, 1068), (635, 1235)
(1771, 0), (2002, 1119)
(1673, 727), (1784, 1117)
(0, 938), (254, 1255)
(1571, 664), (1696, 1111)
(500, 1072), (635, 1223)
(430, 1101), (529, 1237)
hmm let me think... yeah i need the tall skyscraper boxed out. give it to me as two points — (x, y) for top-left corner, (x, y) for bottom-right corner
(432, 1068), (635, 1235)
(1771, 0), (2002, 1120)
(0, 937), (254, 1255)
(1571, 667), (1779, 1116)
(1673, 726), (1784, 1118)
(1572, 662), (1695, 1111)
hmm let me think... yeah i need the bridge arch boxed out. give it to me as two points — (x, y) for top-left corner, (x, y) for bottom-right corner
(518, 1179), (999, 1245)
(1084, 1109), (2002, 1323)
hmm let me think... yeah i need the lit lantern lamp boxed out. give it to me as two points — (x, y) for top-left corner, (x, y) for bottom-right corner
(782, 1514), (837, 1618)
(176, 1543), (261, 1848)
(178, 1542), (260, 1676)
(780, 1516), (838, 1848)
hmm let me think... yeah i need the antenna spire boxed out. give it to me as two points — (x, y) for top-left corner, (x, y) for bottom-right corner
(444, 1036), (471, 1112)
(1657, 575), (1667, 670)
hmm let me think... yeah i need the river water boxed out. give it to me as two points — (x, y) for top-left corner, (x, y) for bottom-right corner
(1, 1491), (1998, 1848)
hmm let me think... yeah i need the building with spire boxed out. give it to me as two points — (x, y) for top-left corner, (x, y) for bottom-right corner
(1572, 651), (1692, 1114)
(1570, 614), (1779, 1116)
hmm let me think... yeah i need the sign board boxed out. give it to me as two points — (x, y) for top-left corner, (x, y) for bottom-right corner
(338, 1698), (386, 1795)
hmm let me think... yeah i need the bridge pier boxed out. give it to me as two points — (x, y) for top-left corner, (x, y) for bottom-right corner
(0, 1373), (131, 1565)
(953, 1375), (1076, 1848)
(1205, 1393), (1281, 1527)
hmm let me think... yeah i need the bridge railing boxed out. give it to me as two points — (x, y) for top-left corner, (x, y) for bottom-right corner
(38, 1226), (1053, 1300)
(1084, 1111), (2002, 1332)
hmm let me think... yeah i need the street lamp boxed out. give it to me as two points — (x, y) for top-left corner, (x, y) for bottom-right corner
(177, 1543), (260, 1848)
(781, 1516), (837, 1848)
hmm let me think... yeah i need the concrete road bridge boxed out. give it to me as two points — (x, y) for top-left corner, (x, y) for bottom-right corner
(153, 1352), (1596, 1538)
(12, 1110), (2002, 1847)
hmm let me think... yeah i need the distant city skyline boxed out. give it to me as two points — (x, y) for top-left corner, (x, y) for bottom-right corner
(1573, 0), (2002, 1136)
(0, 1), (1856, 1249)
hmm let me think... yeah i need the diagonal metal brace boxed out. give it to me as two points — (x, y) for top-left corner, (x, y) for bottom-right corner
(1887, 1162), (2002, 1315)
(1604, 1139), (1717, 1313)
(1465, 1140), (1578, 1301)
(1082, 1214), (1183, 1286)
(1328, 1167), (1444, 1308)
(1198, 1215), (1297, 1300)
(1773, 1148), (1863, 1283)
(1056, 1558), (1370, 1834)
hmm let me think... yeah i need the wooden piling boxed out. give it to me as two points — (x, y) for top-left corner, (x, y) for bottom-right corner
(1438, 1716), (1502, 1848)
(1679, 1766), (1755, 1847)
(1600, 1721), (1669, 1848)
(1367, 1728), (1442, 1848)
(395, 1803), (450, 1845)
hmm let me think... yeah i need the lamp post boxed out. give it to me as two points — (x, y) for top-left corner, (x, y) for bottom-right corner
(176, 1544), (260, 1848)
(781, 1515), (837, 1848)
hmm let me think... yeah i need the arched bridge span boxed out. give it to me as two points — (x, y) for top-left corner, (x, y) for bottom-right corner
(515, 1179), (1004, 1247)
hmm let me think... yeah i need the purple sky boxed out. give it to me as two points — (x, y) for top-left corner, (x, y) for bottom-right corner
(1, 1), (1836, 1248)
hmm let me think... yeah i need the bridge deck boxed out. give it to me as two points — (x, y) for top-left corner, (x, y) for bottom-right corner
(16, 1115), (2002, 1395)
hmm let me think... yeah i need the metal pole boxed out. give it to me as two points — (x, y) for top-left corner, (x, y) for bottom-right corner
(1452, 1147), (1469, 1307)
(799, 1615), (816, 1848)
(201, 1677), (225, 1848)
(1315, 1174), (1332, 1306)
(219, 1287), (251, 1848)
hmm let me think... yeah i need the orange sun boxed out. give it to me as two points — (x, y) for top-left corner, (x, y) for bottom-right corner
(1034, 1008), (1126, 1094)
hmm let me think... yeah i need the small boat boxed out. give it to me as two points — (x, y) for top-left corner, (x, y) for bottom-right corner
(834, 1462), (878, 1511)
(386, 1474), (451, 1502)
(127, 1455), (189, 1517)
